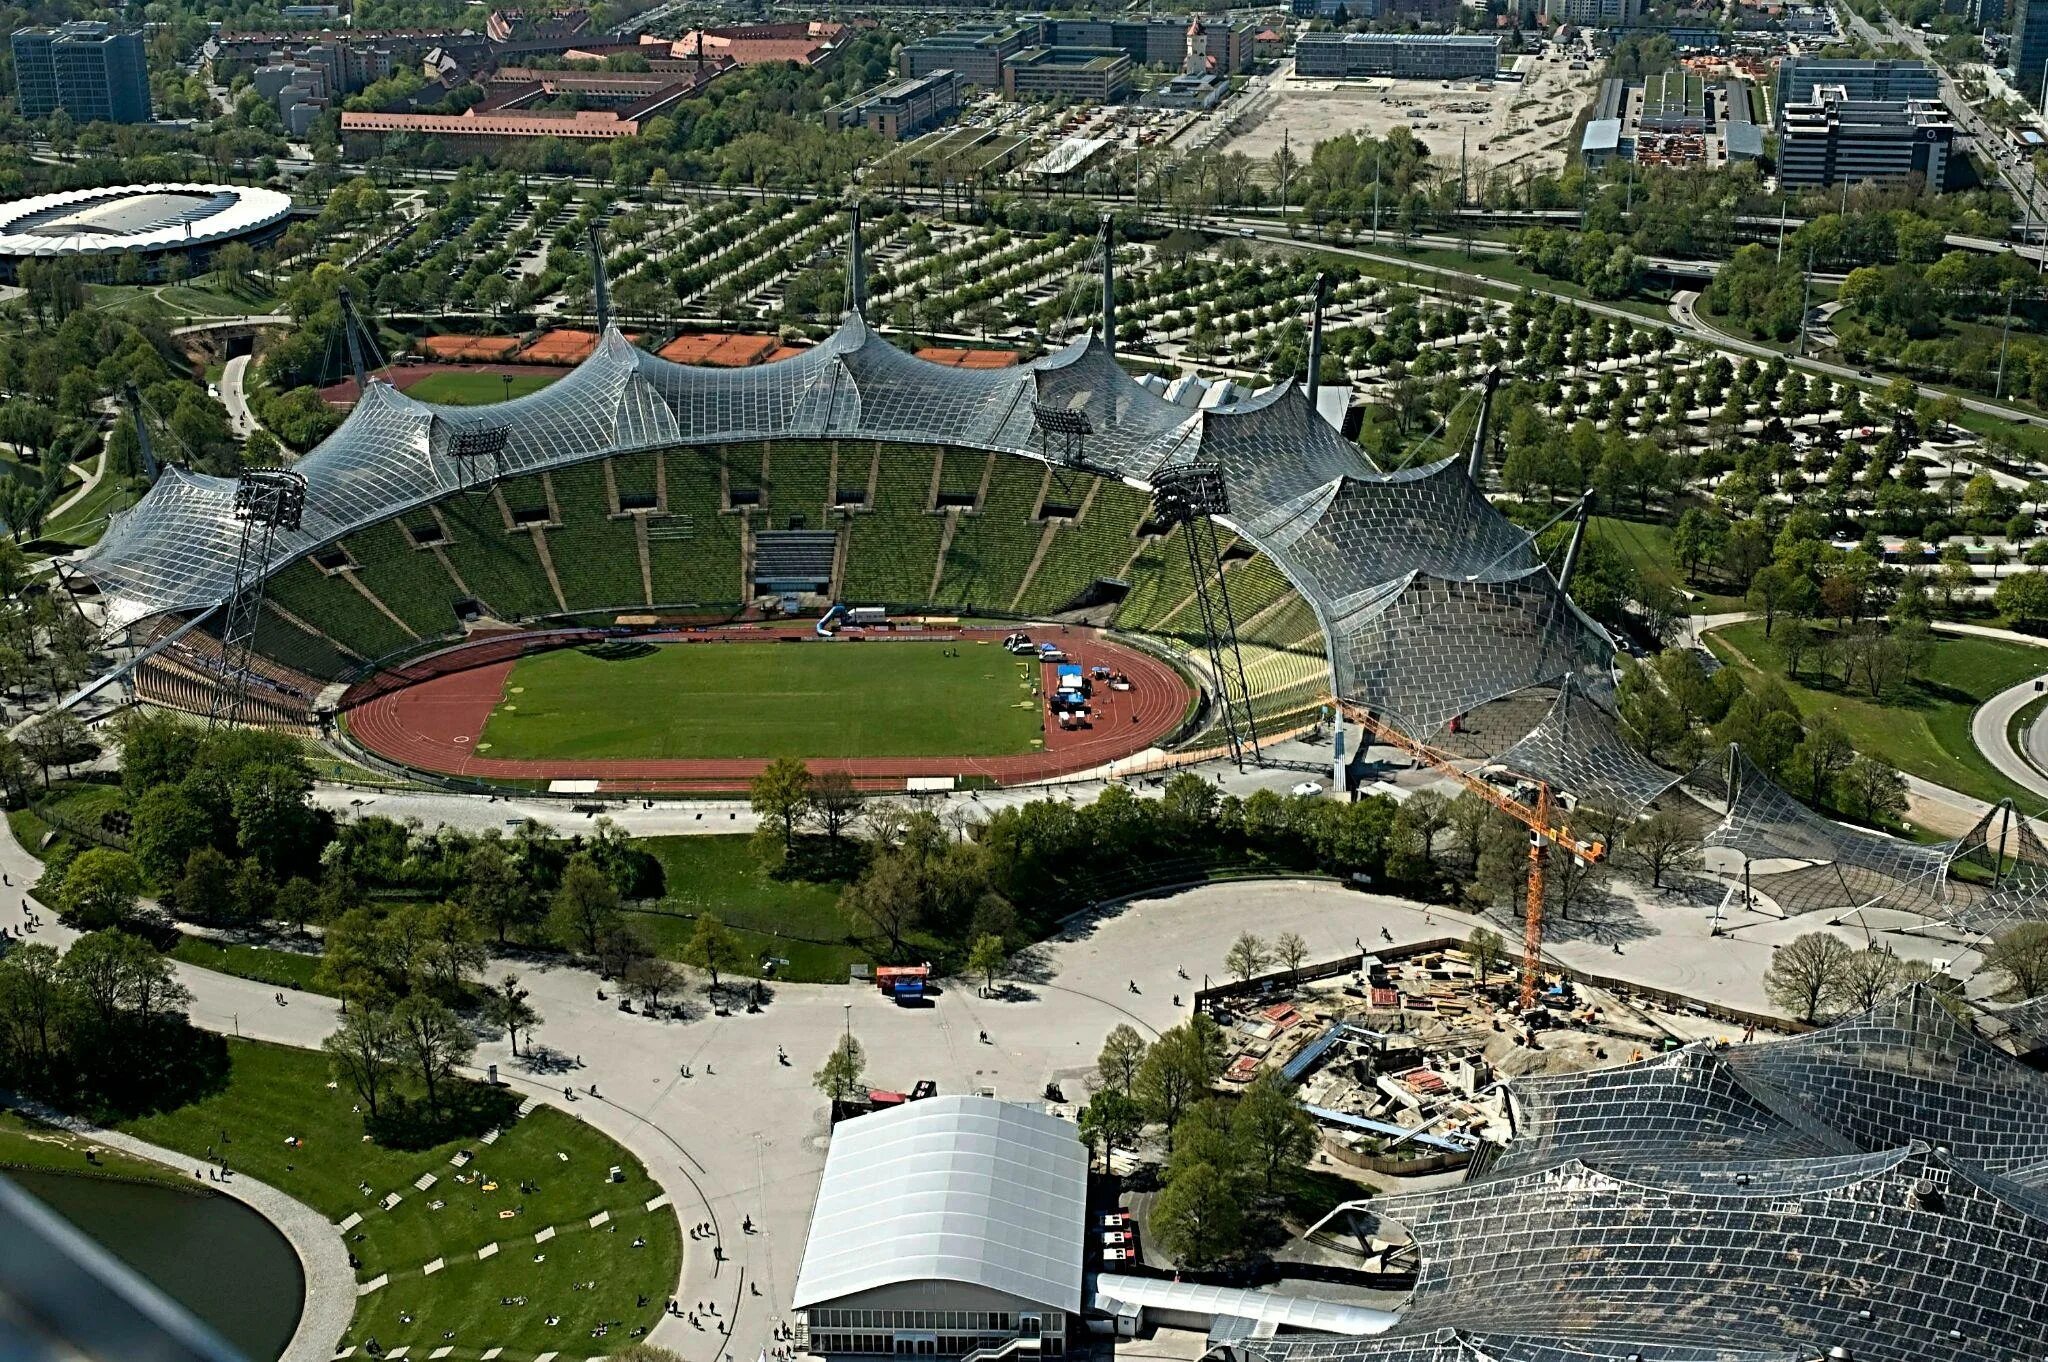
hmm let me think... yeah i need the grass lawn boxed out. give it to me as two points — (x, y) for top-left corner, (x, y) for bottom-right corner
(404, 371), (560, 405)
(630, 835), (875, 983)
(0, 1109), (192, 1189)
(480, 640), (1044, 761)
(35, 467), (137, 553)
(120, 1039), (681, 1358)
(10, 780), (128, 859)
(168, 934), (334, 995)
(1389, 247), (1675, 322)
(1592, 516), (1748, 613)
(1704, 619), (2048, 808)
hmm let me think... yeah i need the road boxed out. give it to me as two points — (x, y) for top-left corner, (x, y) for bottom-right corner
(221, 353), (258, 438)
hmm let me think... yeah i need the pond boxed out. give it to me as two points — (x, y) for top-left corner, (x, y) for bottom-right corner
(12, 1167), (304, 1361)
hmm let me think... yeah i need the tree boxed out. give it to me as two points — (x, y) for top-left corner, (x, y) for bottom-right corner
(1994, 571), (2048, 627)
(390, 994), (474, 1114)
(480, 974), (541, 1056)
(1836, 947), (1907, 1012)
(1273, 931), (1309, 976)
(623, 955), (684, 1010)
(1840, 754), (1909, 824)
(1791, 717), (1855, 806)
(813, 1034), (866, 1103)
(1224, 931), (1271, 984)
(421, 900), (486, 997)
(1078, 1089), (1145, 1170)
(173, 846), (237, 924)
(1096, 1023), (1148, 1096)
(57, 930), (190, 1030)
(548, 853), (621, 956)
(323, 1007), (400, 1118)
(463, 836), (534, 944)
(1232, 1070), (1316, 1192)
(1136, 1019), (1221, 1137)
(1763, 932), (1854, 1021)
(1391, 787), (1453, 876)
(1151, 1160), (1247, 1268)
(0, 943), (64, 1069)
(1984, 923), (2048, 999)
(750, 757), (813, 856)
(1620, 808), (1703, 890)
(1746, 564), (1809, 638)
(55, 849), (143, 931)
(838, 850), (923, 957)
(1466, 926), (1504, 984)
(810, 769), (862, 845)
(130, 784), (213, 888)
(967, 933), (1006, 996)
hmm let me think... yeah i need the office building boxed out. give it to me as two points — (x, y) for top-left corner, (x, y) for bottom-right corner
(794, 1097), (1084, 1359)
(1778, 88), (1958, 190)
(898, 23), (1034, 88)
(1773, 57), (1938, 123)
(1002, 46), (1132, 102)
(1545, 0), (1641, 25)
(1294, 33), (1500, 80)
(11, 22), (150, 124)
(2020, 0), (2048, 104)
(1038, 18), (1253, 74)
(826, 69), (961, 139)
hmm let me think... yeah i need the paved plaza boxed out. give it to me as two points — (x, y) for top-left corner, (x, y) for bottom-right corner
(0, 789), (2002, 1362)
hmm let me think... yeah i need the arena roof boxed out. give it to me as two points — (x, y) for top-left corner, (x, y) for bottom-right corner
(0, 184), (294, 260)
(74, 312), (1627, 774)
(791, 1095), (1086, 1313)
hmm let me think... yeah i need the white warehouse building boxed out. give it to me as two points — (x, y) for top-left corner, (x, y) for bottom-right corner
(794, 1096), (1086, 1358)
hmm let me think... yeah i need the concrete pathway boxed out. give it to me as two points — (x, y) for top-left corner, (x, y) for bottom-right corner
(0, 1093), (354, 1362)
(40, 452), (103, 526)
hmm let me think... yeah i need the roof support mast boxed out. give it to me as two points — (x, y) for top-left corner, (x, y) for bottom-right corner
(847, 200), (866, 316)
(587, 224), (611, 332)
(120, 382), (160, 482)
(1100, 214), (1115, 357)
(1466, 367), (1502, 483)
(1558, 493), (1593, 593)
(1305, 272), (1329, 416)
(336, 286), (368, 393)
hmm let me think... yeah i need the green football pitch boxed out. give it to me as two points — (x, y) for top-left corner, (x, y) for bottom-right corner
(477, 640), (1046, 760)
(403, 370), (561, 405)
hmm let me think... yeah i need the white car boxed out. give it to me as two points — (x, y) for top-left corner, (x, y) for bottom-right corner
(1291, 781), (1324, 798)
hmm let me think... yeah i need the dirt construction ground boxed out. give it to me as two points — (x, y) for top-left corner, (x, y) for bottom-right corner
(1221, 56), (1603, 177)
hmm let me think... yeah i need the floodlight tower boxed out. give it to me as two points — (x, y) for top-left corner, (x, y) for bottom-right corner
(1150, 463), (1260, 769)
(207, 469), (308, 728)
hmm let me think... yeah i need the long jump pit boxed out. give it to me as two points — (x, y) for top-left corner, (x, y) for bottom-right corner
(341, 622), (1197, 794)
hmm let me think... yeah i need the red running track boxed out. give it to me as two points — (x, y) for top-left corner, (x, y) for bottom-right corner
(344, 625), (1194, 792)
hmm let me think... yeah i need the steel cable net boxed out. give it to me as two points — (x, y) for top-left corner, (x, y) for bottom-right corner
(1242, 1333), (1805, 1362)
(1722, 983), (2048, 1173)
(1492, 677), (1686, 817)
(1358, 1143), (2048, 1362)
(1478, 1044), (1854, 1184)
(1997, 993), (2048, 1052)
(1699, 748), (1991, 915)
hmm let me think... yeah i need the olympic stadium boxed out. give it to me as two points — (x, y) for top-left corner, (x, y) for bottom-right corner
(67, 224), (1627, 796)
(52, 229), (2048, 1359)
(0, 183), (294, 281)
